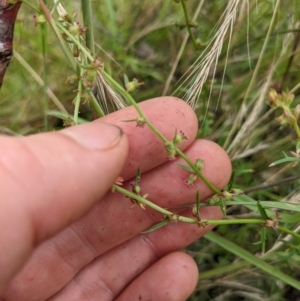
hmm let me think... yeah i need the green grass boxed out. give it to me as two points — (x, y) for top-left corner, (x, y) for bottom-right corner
(1, 0), (300, 299)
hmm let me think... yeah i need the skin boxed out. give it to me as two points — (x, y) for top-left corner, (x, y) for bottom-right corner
(0, 97), (231, 301)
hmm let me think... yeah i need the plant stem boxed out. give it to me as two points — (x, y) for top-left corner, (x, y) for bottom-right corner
(180, 0), (198, 50)
(278, 225), (300, 240)
(38, 0), (76, 70)
(73, 67), (84, 124)
(81, 0), (95, 55)
(39, 20), (49, 130)
(114, 185), (264, 226)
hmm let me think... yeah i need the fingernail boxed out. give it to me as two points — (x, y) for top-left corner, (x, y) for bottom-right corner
(61, 122), (123, 151)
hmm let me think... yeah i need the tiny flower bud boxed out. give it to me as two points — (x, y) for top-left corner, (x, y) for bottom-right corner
(132, 184), (141, 194)
(195, 158), (204, 171)
(165, 141), (176, 160)
(136, 116), (146, 128)
(168, 214), (179, 222)
(36, 14), (47, 25)
(282, 91), (294, 105)
(125, 78), (144, 93)
(63, 14), (73, 23)
(73, 45), (80, 57)
(69, 24), (81, 36)
(268, 89), (279, 107)
(264, 219), (278, 230)
(185, 173), (197, 187)
(173, 130), (188, 145)
(230, 188), (244, 196)
(220, 190), (234, 199)
(192, 204), (198, 217)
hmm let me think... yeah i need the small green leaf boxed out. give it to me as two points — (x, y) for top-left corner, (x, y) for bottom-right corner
(177, 163), (194, 173)
(257, 201), (269, 220)
(227, 170), (235, 191)
(195, 191), (200, 220)
(135, 167), (141, 183)
(142, 220), (170, 233)
(269, 157), (300, 166)
(123, 73), (129, 85)
(296, 140), (300, 152)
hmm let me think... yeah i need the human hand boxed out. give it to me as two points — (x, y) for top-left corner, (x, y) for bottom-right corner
(0, 97), (231, 301)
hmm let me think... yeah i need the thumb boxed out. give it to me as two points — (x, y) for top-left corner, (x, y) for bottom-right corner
(0, 122), (128, 291)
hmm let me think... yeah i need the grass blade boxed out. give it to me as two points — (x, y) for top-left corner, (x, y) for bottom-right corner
(205, 232), (300, 290)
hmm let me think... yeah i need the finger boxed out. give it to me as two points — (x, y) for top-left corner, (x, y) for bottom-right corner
(3, 138), (231, 300)
(0, 122), (128, 293)
(47, 207), (220, 301)
(115, 252), (198, 301)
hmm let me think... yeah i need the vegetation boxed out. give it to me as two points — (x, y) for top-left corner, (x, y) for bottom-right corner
(1, 0), (300, 300)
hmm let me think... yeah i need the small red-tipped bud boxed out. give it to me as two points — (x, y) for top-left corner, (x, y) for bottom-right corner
(173, 130), (188, 145)
(264, 219), (278, 230)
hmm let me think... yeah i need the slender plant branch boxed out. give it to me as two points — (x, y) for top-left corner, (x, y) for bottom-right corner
(73, 67), (84, 124)
(81, 0), (95, 55)
(243, 174), (300, 193)
(180, 0), (198, 50)
(37, 0), (76, 70)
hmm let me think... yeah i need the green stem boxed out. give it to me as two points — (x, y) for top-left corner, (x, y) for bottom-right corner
(37, 5), (76, 70)
(73, 67), (83, 124)
(88, 89), (105, 117)
(39, 21), (48, 130)
(114, 185), (265, 225)
(199, 261), (249, 280)
(114, 185), (175, 216)
(278, 225), (300, 240)
(180, 0), (198, 50)
(81, 0), (95, 55)
(292, 118), (300, 139)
